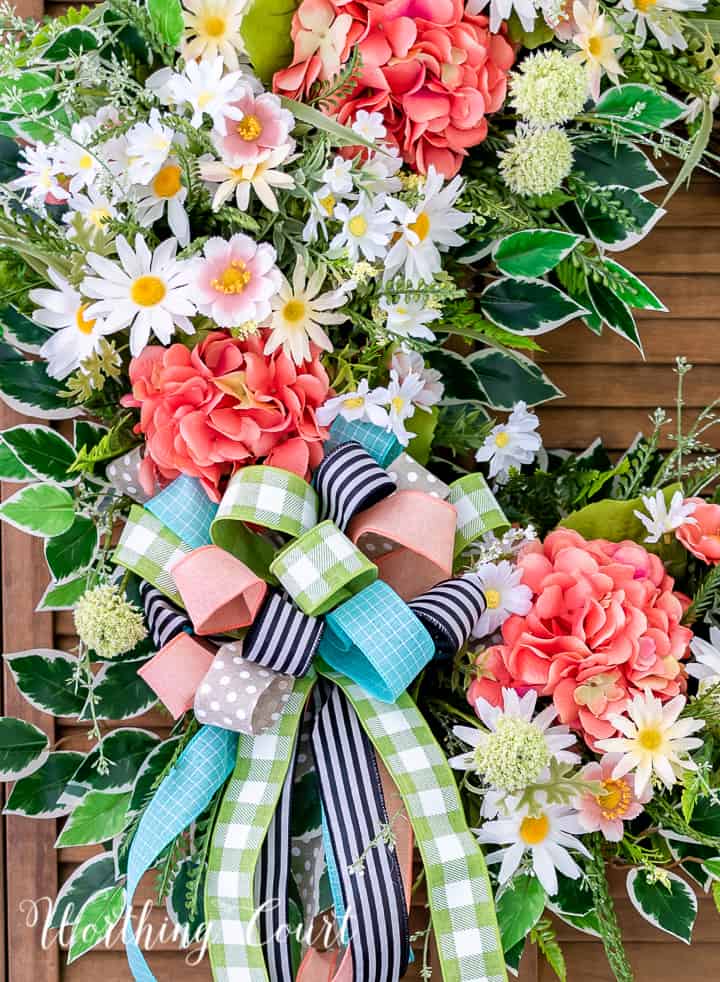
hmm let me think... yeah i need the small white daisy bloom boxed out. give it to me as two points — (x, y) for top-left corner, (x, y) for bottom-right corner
(316, 378), (389, 429)
(467, 0), (540, 33)
(53, 121), (101, 195)
(10, 142), (68, 208)
(125, 109), (175, 186)
(303, 185), (343, 243)
(182, 0), (250, 71)
(360, 145), (404, 196)
(323, 155), (355, 195)
(266, 256), (347, 365)
(597, 692), (704, 796)
(134, 159), (191, 247)
(82, 234), (197, 357)
(330, 194), (396, 263)
(476, 401), (542, 483)
(476, 799), (590, 895)
(29, 270), (116, 379)
(379, 296), (441, 341)
(202, 145), (295, 213)
(688, 627), (720, 690)
(618, 0), (704, 50)
(472, 560), (533, 638)
(391, 348), (444, 408)
(385, 167), (469, 285)
(352, 110), (387, 143)
(145, 67), (177, 107)
(373, 370), (426, 445)
(634, 489), (697, 544)
(169, 55), (247, 133)
(63, 188), (118, 238)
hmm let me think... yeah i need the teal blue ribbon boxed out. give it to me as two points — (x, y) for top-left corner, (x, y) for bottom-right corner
(326, 417), (401, 468)
(146, 475), (218, 550)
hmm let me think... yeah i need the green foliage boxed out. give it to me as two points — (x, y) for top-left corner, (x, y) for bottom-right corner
(531, 919), (566, 982)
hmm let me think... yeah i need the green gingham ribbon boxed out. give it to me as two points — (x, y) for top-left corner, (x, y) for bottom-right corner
(323, 668), (507, 982)
(448, 474), (508, 558)
(113, 504), (190, 606)
(206, 673), (315, 982)
(211, 466), (319, 580)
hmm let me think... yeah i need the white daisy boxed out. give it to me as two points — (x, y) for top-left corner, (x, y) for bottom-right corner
(597, 692), (704, 796)
(379, 296), (441, 342)
(82, 234), (197, 357)
(351, 110), (387, 143)
(29, 269), (116, 379)
(634, 489), (696, 544)
(202, 145), (295, 212)
(330, 193), (396, 263)
(688, 627), (720, 689)
(125, 109), (175, 186)
(182, 0), (250, 70)
(360, 146), (404, 196)
(391, 348), (443, 408)
(266, 256), (347, 365)
(63, 188), (118, 239)
(169, 55), (247, 133)
(475, 401), (542, 484)
(53, 121), (101, 195)
(322, 155), (355, 195)
(145, 67), (177, 107)
(10, 142), (68, 208)
(384, 167), (469, 285)
(476, 799), (590, 895)
(316, 378), (389, 429)
(472, 560), (534, 638)
(373, 370), (426, 446)
(467, 0), (540, 33)
(619, 0), (704, 50)
(303, 185), (343, 243)
(134, 159), (191, 247)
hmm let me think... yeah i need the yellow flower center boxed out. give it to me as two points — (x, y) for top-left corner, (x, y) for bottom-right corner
(391, 396), (405, 414)
(282, 299), (307, 324)
(519, 814), (550, 846)
(634, 0), (657, 11)
(638, 726), (663, 751)
(348, 215), (369, 238)
(343, 396), (364, 410)
(130, 275), (166, 308)
(211, 260), (251, 295)
(78, 153), (94, 170)
(597, 779), (632, 819)
(495, 431), (510, 448)
(203, 14), (227, 38)
(408, 211), (431, 242)
(237, 114), (263, 142)
(588, 35), (604, 57)
(88, 207), (111, 229)
(197, 90), (214, 108)
(152, 163), (182, 199)
(485, 588), (501, 610)
(75, 303), (96, 335)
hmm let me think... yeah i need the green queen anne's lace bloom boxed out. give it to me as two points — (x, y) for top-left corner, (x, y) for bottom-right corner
(511, 50), (589, 126)
(74, 584), (147, 659)
(474, 716), (551, 793)
(499, 126), (574, 198)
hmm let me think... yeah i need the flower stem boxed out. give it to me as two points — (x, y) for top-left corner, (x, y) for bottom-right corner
(586, 839), (634, 982)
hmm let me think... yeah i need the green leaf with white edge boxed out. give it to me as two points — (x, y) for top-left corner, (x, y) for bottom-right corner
(496, 874), (546, 953)
(587, 278), (643, 353)
(43, 25), (101, 61)
(5, 751), (83, 818)
(664, 834), (718, 890)
(0, 717), (49, 781)
(572, 138), (666, 193)
(0, 437), (33, 482)
(505, 938), (525, 976)
(594, 84), (686, 135)
(626, 868), (697, 943)
(0, 483), (75, 537)
(701, 857), (720, 881)
(0, 135), (21, 182)
(0, 305), (53, 354)
(580, 185), (665, 253)
(89, 660), (157, 720)
(0, 357), (80, 420)
(547, 872), (601, 938)
(128, 736), (181, 814)
(425, 348), (487, 404)
(68, 885), (125, 963)
(5, 649), (88, 717)
(0, 73), (55, 114)
(469, 349), (564, 409)
(37, 573), (91, 612)
(2, 425), (77, 484)
(685, 796), (720, 840)
(480, 278), (588, 335)
(51, 853), (117, 930)
(147, 0), (183, 46)
(74, 420), (108, 454)
(56, 790), (131, 847)
(69, 729), (159, 795)
(45, 517), (98, 581)
(493, 230), (583, 278)
(601, 259), (667, 312)
(242, 0), (300, 82)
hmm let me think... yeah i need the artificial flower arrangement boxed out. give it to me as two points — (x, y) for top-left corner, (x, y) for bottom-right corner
(0, 0), (717, 980)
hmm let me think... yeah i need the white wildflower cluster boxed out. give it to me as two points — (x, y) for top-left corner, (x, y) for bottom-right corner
(74, 584), (147, 660)
(510, 50), (589, 126)
(499, 125), (574, 197)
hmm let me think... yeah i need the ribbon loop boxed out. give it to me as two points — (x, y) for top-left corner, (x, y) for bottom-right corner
(386, 451), (452, 498)
(318, 580), (434, 702)
(106, 446), (153, 503)
(326, 416), (401, 467)
(146, 474), (218, 549)
(243, 589), (324, 677)
(448, 473), (508, 557)
(409, 574), (487, 658)
(270, 520), (377, 616)
(114, 505), (190, 605)
(314, 441), (396, 531)
(172, 544), (267, 634)
(138, 633), (215, 719)
(139, 580), (191, 649)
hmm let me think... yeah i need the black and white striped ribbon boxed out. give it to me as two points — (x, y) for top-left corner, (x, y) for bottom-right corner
(139, 580), (191, 649)
(243, 589), (324, 677)
(312, 681), (410, 982)
(314, 441), (396, 532)
(409, 574), (486, 658)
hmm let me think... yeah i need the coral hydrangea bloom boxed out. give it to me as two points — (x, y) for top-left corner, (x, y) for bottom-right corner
(468, 528), (692, 747)
(676, 497), (720, 565)
(121, 331), (330, 500)
(274, 0), (514, 178)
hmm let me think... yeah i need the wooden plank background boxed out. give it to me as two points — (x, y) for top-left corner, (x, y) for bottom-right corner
(3, 1), (720, 979)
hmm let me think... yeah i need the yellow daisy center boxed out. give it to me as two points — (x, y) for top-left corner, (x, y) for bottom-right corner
(78, 153), (94, 170)
(203, 14), (227, 38)
(282, 299), (307, 324)
(485, 588), (501, 610)
(408, 211), (431, 242)
(319, 193), (336, 216)
(638, 726), (663, 752)
(130, 275), (167, 307)
(495, 431), (510, 448)
(343, 396), (364, 410)
(348, 215), (369, 238)
(212, 260), (251, 295)
(391, 396), (405, 414)
(152, 163), (182, 199)
(75, 303), (96, 335)
(237, 114), (263, 142)
(634, 0), (657, 11)
(597, 778), (632, 819)
(588, 35), (605, 57)
(88, 207), (111, 229)
(519, 814), (550, 846)
(197, 90), (214, 108)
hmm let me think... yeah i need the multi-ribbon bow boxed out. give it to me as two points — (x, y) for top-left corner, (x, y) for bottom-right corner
(111, 417), (510, 982)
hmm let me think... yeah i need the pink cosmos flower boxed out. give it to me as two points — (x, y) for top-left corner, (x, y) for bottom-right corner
(121, 331), (331, 500)
(676, 497), (720, 565)
(195, 234), (283, 328)
(577, 753), (651, 841)
(467, 528), (692, 748)
(274, 0), (514, 178)
(213, 91), (295, 167)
